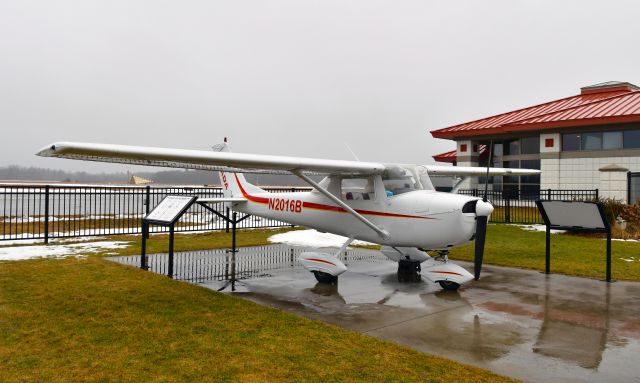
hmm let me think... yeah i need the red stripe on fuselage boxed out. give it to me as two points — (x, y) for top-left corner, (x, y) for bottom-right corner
(234, 173), (269, 204)
(430, 271), (464, 276)
(234, 173), (432, 220)
(306, 258), (337, 266)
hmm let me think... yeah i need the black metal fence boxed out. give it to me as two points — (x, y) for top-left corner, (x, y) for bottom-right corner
(0, 184), (311, 243)
(458, 188), (599, 224)
(0, 184), (599, 243)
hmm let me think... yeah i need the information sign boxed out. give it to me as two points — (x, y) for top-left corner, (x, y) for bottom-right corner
(145, 195), (197, 224)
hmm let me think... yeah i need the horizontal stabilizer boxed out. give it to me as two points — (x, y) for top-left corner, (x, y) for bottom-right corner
(197, 197), (247, 203)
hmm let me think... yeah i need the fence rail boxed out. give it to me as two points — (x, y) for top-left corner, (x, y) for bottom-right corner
(0, 184), (311, 243)
(0, 184), (599, 243)
(458, 188), (599, 224)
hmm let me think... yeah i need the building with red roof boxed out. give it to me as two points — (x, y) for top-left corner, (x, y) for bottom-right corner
(431, 81), (640, 202)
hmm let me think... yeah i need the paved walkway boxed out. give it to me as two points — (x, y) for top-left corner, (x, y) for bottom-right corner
(202, 252), (640, 383)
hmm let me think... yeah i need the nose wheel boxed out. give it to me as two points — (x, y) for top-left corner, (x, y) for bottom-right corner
(313, 271), (338, 284)
(438, 280), (461, 291)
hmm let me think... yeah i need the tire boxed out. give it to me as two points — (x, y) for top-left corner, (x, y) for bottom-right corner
(438, 280), (460, 291)
(314, 271), (338, 284)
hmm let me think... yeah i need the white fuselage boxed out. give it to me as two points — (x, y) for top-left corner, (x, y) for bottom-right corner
(231, 184), (479, 250)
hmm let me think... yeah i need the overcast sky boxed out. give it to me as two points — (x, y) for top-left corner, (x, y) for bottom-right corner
(1, 0), (639, 172)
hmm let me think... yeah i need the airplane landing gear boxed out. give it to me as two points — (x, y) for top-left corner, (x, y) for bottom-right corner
(397, 259), (422, 282)
(438, 280), (461, 291)
(313, 271), (338, 284)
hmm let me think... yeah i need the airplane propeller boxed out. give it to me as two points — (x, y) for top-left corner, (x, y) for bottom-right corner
(474, 141), (493, 280)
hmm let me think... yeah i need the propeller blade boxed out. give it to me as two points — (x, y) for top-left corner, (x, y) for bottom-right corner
(474, 215), (488, 280)
(475, 140), (493, 280)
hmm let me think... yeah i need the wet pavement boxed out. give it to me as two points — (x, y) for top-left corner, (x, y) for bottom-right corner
(110, 245), (640, 383)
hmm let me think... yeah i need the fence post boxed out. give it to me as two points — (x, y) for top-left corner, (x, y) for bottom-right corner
(44, 185), (50, 244)
(505, 198), (511, 224)
(225, 207), (230, 233)
(144, 185), (151, 215)
(144, 185), (151, 238)
(547, 188), (551, 200)
(595, 188), (599, 200)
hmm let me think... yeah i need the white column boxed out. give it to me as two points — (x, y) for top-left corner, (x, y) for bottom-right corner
(540, 133), (561, 189)
(599, 164), (628, 201)
(455, 139), (480, 189)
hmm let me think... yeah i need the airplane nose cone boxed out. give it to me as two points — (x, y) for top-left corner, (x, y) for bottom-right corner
(475, 200), (494, 217)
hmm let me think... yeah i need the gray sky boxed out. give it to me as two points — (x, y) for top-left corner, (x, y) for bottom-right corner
(1, 0), (639, 172)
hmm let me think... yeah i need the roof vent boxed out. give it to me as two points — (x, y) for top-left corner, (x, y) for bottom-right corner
(580, 81), (640, 95)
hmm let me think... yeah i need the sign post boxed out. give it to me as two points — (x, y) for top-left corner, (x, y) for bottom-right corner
(535, 200), (612, 282)
(141, 195), (197, 278)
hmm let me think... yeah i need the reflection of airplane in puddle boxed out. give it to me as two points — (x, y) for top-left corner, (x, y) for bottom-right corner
(532, 281), (611, 369)
(38, 139), (539, 290)
(479, 279), (614, 370)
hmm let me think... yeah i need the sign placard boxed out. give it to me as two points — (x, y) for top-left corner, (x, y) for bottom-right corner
(145, 195), (197, 224)
(535, 200), (612, 282)
(539, 201), (607, 230)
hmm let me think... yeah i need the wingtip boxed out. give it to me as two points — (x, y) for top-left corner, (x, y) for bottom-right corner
(36, 142), (65, 157)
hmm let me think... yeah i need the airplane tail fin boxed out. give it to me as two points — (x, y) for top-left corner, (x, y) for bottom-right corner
(213, 138), (265, 198)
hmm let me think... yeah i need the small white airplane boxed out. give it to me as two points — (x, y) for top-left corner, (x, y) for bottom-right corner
(37, 139), (539, 290)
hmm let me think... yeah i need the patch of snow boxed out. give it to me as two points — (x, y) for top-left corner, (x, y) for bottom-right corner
(0, 236), (107, 247)
(0, 241), (130, 261)
(0, 238), (45, 246)
(268, 229), (375, 248)
(611, 238), (640, 242)
(517, 224), (566, 234)
(619, 257), (638, 262)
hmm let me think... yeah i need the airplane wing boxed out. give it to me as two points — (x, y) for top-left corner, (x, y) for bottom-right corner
(37, 141), (540, 177)
(37, 142), (385, 175)
(424, 165), (540, 176)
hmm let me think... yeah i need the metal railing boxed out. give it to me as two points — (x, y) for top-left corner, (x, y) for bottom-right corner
(458, 188), (599, 224)
(0, 184), (600, 243)
(0, 184), (311, 243)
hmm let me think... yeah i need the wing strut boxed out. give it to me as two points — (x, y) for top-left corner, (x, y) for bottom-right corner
(292, 170), (390, 239)
(451, 177), (468, 194)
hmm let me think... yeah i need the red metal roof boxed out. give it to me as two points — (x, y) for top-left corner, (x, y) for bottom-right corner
(431, 82), (640, 139)
(433, 145), (487, 163)
(432, 149), (456, 163)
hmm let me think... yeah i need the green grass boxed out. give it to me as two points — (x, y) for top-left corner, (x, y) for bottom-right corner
(449, 224), (640, 281)
(0, 256), (516, 382)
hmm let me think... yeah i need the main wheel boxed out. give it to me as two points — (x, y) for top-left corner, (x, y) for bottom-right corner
(438, 280), (460, 291)
(313, 271), (338, 284)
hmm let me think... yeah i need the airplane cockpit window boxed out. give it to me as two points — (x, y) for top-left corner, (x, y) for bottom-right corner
(416, 165), (435, 190)
(382, 165), (420, 196)
(341, 177), (375, 201)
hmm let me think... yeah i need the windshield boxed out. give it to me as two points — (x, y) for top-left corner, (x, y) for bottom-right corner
(382, 165), (420, 196)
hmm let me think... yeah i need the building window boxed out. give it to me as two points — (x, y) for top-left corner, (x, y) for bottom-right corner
(562, 133), (581, 151)
(603, 132), (623, 150)
(502, 160), (519, 184)
(520, 136), (540, 154)
(582, 132), (602, 150)
(624, 130), (640, 149)
(504, 140), (520, 155)
(545, 138), (554, 148)
(460, 144), (467, 152)
(493, 143), (504, 157)
(520, 160), (541, 184)
(563, 129), (640, 151)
